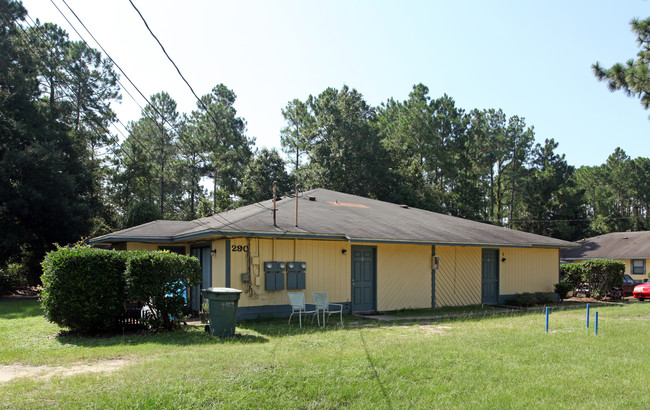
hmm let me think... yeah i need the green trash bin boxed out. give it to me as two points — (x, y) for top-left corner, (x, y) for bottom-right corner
(201, 287), (242, 337)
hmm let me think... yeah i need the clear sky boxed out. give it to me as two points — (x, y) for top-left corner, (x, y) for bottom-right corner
(21, 0), (650, 167)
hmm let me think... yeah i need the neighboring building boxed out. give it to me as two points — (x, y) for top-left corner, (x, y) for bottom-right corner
(91, 188), (577, 319)
(560, 231), (650, 282)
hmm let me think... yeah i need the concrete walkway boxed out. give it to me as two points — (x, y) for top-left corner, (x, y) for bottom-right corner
(353, 308), (519, 322)
(352, 302), (621, 322)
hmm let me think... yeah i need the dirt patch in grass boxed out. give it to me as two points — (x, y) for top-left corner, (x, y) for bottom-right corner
(419, 325), (452, 335)
(0, 358), (134, 383)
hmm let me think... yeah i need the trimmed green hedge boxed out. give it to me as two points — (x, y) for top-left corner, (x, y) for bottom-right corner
(505, 292), (537, 307)
(126, 251), (201, 331)
(559, 263), (584, 291)
(581, 259), (624, 299)
(554, 282), (573, 300)
(560, 260), (625, 299)
(505, 292), (557, 307)
(41, 246), (201, 333)
(41, 247), (127, 332)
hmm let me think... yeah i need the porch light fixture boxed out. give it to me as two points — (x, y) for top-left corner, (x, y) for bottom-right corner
(211, 249), (216, 255)
(341, 249), (347, 255)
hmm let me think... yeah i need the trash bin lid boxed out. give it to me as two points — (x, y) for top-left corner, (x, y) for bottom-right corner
(201, 287), (242, 294)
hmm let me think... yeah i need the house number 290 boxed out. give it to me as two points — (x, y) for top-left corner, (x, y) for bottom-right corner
(231, 245), (249, 252)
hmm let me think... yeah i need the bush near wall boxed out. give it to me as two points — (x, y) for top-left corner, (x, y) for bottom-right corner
(41, 247), (201, 333)
(559, 263), (584, 291)
(559, 260), (624, 299)
(581, 259), (624, 299)
(41, 246), (127, 332)
(554, 282), (573, 300)
(126, 251), (201, 331)
(505, 292), (557, 307)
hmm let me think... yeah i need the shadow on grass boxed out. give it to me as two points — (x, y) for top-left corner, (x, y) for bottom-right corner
(0, 298), (43, 320)
(55, 325), (269, 347)
(237, 316), (352, 338)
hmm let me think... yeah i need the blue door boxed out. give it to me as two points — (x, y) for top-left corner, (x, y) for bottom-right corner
(482, 248), (499, 304)
(351, 246), (376, 312)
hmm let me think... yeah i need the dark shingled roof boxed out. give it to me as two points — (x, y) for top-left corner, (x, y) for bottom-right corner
(560, 231), (650, 259)
(91, 188), (576, 249)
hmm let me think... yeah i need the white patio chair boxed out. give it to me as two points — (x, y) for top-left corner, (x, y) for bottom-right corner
(312, 292), (343, 327)
(288, 292), (318, 328)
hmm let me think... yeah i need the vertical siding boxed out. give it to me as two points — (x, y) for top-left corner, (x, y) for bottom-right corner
(500, 248), (558, 294)
(125, 242), (160, 251)
(375, 243), (431, 311)
(229, 238), (351, 308)
(210, 239), (226, 288)
(435, 246), (482, 307)
(123, 240), (561, 309)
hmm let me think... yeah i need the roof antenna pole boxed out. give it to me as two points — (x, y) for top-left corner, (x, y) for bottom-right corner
(295, 184), (299, 227)
(273, 181), (277, 227)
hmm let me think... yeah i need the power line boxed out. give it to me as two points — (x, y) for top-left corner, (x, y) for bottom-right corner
(56, 0), (247, 225)
(127, 1), (205, 116)
(478, 215), (648, 225)
(126, 0), (224, 138)
(48, 0), (248, 230)
(9, 9), (205, 227)
(10, 3), (320, 235)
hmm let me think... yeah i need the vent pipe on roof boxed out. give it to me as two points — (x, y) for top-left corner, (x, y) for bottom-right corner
(295, 184), (299, 227)
(273, 181), (277, 227)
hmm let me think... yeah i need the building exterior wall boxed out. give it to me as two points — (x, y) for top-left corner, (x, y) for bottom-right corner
(375, 243), (431, 311)
(125, 242), (160, 252)
(210, 239), (227, 288)
(122, 238), (562, 315)
(500, 247), (559, 295)
(625, 258), (650, 281)
(124, 242), (190, 254)
(435, 246), (482, 307)
(435, 246), (559, 307)
(227, 238), (351, 309)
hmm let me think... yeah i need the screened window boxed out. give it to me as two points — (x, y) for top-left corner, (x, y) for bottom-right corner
(632, 259), (646, 275)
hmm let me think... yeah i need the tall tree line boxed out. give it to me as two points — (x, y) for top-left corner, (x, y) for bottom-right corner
(280, 84), (592, 240)
(0, 1), (279, 285)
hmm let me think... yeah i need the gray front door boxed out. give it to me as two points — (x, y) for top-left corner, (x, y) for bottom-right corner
(351, 246), (376, 312)
(482, 248), (499, 304)
(190, 247), (212, 312)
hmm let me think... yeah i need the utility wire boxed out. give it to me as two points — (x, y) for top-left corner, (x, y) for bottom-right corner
(55, 0), (247, 230)
(127, 1), (203, 113)
(127, 0), (223, 138)
(9, 9), (214, 231)
(49, 0), (248, 231)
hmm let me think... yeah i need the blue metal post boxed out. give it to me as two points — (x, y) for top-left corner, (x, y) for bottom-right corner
(586, 303), (590, 328)
(545, 307), (549, 333)
(595, 311), (599, 335)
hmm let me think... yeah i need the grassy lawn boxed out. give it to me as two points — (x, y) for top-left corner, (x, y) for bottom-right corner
(1, 299), (648, 409)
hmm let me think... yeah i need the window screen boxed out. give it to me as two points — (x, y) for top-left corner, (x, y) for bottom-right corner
(632, 259), (645, 275)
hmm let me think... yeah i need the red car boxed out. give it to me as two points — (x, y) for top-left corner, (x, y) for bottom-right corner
(633, 282), (650, 301)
